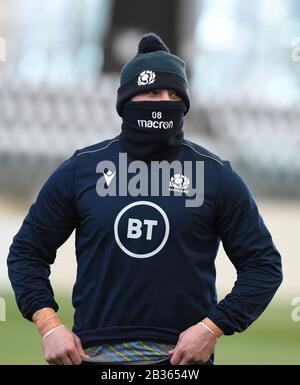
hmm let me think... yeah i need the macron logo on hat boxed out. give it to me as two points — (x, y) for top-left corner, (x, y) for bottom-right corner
(137, 70), (156, 86)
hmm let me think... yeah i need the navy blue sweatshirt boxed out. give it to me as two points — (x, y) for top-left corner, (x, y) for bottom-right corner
(7, 136), (283, 347)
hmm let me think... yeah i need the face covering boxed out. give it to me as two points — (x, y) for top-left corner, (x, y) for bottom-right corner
(119, 100), (186, 161)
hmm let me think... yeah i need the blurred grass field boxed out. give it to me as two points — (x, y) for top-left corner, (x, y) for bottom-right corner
(0, 292), (299, 365)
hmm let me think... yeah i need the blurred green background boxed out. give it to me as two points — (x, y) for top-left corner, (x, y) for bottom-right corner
(1, 293), (299, 365)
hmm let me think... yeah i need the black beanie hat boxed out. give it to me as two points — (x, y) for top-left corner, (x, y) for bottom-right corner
(116, 32), (190, 117)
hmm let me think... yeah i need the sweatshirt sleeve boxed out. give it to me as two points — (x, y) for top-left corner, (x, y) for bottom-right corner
(207, 161), (283, 335)
(7, 153), (79, 321)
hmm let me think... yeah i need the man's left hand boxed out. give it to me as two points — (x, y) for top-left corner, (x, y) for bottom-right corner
(169, 323), (218, 365)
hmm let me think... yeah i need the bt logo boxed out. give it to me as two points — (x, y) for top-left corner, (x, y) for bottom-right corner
(127, 218), (158, 240)
(114, 201), (169, 258)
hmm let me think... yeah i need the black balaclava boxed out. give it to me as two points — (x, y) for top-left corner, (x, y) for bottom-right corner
(116, 33), (190, 161)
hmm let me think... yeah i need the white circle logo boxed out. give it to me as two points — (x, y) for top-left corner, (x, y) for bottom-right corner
(137, 70), (156, 86)
(114, 201), (169, 258)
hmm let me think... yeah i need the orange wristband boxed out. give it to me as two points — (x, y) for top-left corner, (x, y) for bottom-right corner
(32, 308), (62, 337)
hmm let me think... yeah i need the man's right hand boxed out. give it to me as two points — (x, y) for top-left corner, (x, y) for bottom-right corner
(42, 325), (89, 365)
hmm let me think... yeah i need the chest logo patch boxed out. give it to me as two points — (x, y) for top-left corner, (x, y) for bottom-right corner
(169, 174), (190, 193)
(114, 201), (169, 258)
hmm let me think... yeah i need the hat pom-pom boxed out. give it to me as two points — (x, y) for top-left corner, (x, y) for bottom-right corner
(138, 33), (170, 54)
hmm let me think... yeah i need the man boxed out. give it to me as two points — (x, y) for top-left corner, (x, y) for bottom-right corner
(7, 33), (283, 365)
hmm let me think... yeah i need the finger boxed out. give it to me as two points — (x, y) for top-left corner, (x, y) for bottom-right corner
(50, 359), (64, 365)
(68, 348), (83, 365)
(75, 337), (89, 358)
(170, 349), (183, 365)
(178, 356), (192, 365)
(62, 354), (73, 365)
(47, 357), (63, 365)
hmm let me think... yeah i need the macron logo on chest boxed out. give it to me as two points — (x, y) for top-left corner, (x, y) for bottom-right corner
(103, 170), (116, 187)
